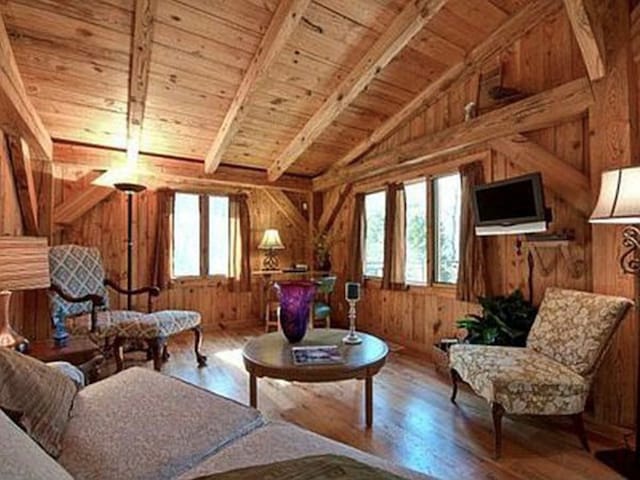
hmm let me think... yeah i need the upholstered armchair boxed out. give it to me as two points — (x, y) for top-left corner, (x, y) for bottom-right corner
(449, 287), (632, 459)
(48, 245), (207, 371)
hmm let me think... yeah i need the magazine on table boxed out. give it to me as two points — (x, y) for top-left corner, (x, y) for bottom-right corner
(292, 345), (343, 365)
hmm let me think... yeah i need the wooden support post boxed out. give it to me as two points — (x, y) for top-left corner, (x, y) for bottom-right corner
(6, 136), (38, 234)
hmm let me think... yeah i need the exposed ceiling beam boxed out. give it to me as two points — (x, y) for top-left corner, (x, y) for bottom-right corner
(54, 172), (114, 228)
(204, 0), (311, 174)
(266, 0), (448, 181)
(314, 77), (594, 190)
(126, 0), (158, 164)
(490, 134), (592, 216)
(6, 135), (38, 234)
(0, 16), (52, 160)
(563, 0), (606, 81)
(53, 143), (312, 192)
(262, 189), (308, 236)
(325, 0), (562, 174)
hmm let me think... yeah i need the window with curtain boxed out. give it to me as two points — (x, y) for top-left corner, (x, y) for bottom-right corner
(405, 180), (427, 284)
(172, 192), (231, 279)
(364, 190), (386, 278)
(434, 173), (462, 284)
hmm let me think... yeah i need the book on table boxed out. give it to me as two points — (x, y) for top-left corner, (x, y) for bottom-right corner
(292, 345), (343, 365)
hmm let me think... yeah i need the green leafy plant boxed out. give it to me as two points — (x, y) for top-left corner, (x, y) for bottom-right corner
(456, 290), (537, 346)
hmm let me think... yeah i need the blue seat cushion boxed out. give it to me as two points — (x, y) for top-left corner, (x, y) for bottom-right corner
(314, 303), (331, 319)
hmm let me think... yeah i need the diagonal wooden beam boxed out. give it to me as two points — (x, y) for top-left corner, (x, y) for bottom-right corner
(0, 16), (52, 160)
(318, 183), (353, 234)
(314, 77), (594, 191)
(563, 0), (606, 81)
(262, 189), (308, 235)
(54, 171), (114, 228)
(204, 0), (311, 174)
(325, 0), (562, 174)
(490, 134), (591, 216)
(6, 135), (38, 234)
(266, 0), (448, 181)
(126, 0), (158, 164)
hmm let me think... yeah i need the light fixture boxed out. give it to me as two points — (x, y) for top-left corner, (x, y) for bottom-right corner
(258, 229), (285, 270)
(0, 237), (50, 352)
(589, 165), (640, 477)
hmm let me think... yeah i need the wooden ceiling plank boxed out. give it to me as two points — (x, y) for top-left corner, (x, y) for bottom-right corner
(204, 0), (312, 174)
(262, 188), (308, 236)
(53, 142), (312, 192)
(127, 0), (159, 163)
(490, 134), (591, 216)
(325, 0), (562, 174)
(563, 0), (606, 81)
(0, 16), (52, 160)
(6, 135), (39, 234)
(266, 0), (448, 181)
(54, 172), (114, 227)
(314, 77), (594, 190)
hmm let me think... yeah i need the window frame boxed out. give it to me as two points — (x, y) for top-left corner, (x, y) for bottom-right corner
(361, 170), (461, 288)
(171, 191), (231, 283)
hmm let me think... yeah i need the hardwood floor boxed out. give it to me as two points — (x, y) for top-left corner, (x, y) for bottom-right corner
(110, 328), (631, 480)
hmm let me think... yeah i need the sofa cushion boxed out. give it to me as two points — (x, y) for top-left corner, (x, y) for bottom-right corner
(0, 410), (74, 480)
(58, 367), (263, 480)
(178, 422), (434, 480)
(0, 348), (78, 457)
(449, 345), (589, 415)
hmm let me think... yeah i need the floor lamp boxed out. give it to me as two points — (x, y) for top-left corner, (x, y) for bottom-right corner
(114, 182), (146, 310)
(590, 165), (640, 477)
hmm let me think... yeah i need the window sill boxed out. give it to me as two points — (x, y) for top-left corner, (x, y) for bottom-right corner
(170, 276), (230, 288)
(362, 280), (457, 298)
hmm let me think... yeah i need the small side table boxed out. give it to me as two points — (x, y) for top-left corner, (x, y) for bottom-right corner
(28, 337), (103, 383)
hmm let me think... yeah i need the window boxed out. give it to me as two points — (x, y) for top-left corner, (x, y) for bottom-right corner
(405, 180), (427, 284)
(363, 190), (386, 277)
(434, 173), (462, 284)
(172, 192), (230, 279)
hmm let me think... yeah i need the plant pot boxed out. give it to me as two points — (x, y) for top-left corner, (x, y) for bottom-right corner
(276, 281), (317, 343)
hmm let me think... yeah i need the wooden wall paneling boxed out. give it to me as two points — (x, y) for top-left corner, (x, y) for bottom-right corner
(562, 0), (606, 81)
(6, 135), (38, 234)
(53, 172), (114, 228)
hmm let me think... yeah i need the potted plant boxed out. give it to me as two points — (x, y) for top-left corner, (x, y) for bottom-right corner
(313, 232), (333, 271)
(456, 290), (537, 347)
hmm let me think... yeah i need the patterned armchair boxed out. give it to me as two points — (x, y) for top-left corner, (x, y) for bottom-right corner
(449, 287), (632, 459)
(48, 245), (207, 371)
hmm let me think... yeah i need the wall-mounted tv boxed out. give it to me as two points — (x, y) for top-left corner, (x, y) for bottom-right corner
(472, 173), (549, 236)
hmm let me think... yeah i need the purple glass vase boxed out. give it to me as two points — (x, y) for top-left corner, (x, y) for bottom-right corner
(276, 281), (317, 343)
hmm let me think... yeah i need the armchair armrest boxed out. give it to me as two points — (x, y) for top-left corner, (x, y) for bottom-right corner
(104, 279), (160, 297)
(50, 283), (105, 307)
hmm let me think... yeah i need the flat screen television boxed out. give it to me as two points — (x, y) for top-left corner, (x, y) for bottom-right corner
(472, 173), (548, 236)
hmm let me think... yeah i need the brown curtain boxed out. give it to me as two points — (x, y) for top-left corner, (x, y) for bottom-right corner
(382, 183), (406, 290)
(347, 193), (366, 283)
(456, 162), (489, 302)
(229, 194), (251, 292)
(151, 189), (174, 290)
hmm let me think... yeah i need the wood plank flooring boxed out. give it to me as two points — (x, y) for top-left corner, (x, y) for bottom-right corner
(110, 328), (631, 480)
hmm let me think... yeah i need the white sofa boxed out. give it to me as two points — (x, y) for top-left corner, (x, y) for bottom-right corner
(1, 367), (434, 480)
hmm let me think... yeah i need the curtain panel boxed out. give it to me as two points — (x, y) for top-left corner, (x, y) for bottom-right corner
(151, 189), (174, 290)
(347, 193), (366, 283)
(456, 161), (489, 302)
(229, 194), (252, 292)
(382, 183), (406, 290)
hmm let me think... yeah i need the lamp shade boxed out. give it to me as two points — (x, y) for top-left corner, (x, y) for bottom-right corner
(258, 229), (284, 250)
(590, 166), (640, 224)
(0, 237), (50, 291)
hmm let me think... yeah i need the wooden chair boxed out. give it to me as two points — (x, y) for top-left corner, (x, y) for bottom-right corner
(310, 276), (337, 329)
(264, 282), (280, 332)
(48, 245), (207, 371)
(449, 288), (632, 459)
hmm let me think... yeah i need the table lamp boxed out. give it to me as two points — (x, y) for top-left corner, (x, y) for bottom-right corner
(258, 229), (284, 270)
(590, 165), (640, 477)
(0, 237), (50, 352)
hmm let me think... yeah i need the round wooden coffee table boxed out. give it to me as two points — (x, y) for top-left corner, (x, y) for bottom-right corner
(242, 328), (389, 428)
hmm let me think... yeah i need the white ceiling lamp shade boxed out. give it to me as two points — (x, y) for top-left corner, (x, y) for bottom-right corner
(590, 166), (640, 224)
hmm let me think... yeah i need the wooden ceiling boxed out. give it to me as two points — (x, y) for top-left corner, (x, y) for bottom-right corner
(1, 0), (527, 179)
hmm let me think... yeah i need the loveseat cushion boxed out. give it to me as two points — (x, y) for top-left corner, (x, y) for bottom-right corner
(68, 309), (201, 339)
(0, 410), (74, 480)
(58, 367), (263, 480)
(449, 345), (589, 415)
